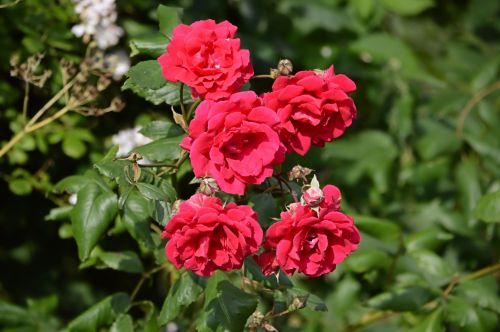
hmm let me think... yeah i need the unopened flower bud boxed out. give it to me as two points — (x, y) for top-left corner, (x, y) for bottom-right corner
(288, 165), (313, 181)
(277, 59), (293, 76)
(302, 187), (324, 207)
(198, 177), (219, 196)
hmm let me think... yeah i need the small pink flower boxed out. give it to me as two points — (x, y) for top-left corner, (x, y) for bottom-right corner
(181, 91), (286, 195)
(158, 19), (254, 101)
(263, 65), (357, 155)
(162, 193), (263, 276)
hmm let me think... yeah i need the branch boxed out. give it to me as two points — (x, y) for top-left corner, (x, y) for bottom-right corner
(350, 262), (500, 330)
(456, 81), (500, 138)
(130, 262), (169, 302)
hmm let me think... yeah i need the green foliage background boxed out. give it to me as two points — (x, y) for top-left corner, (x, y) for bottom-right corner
(1, 0), (499, 331)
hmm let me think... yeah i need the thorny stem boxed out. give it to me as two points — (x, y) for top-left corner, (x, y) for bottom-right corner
(130, 262), (170, 302)
(350, 262), (500, 330)
(456, 81), (500, 138)
(186, 98), (201, 120)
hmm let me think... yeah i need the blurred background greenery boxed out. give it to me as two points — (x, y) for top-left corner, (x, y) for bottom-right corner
(1, 0), (499, 331)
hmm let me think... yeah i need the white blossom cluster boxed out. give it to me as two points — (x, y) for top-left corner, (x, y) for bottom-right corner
(104, 50), (131, 80)
(111, 127), (152, 158)
(71, 0), (124, 50)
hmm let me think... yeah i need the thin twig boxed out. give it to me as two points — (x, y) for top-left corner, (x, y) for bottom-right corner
(130, 262), (169, 302)
(27, 75), (77, 127)
(456, 81), (500, 138)
(0, 0), (22, 9)
(22, 81), (29, 123)
(350, 262), (500, 330)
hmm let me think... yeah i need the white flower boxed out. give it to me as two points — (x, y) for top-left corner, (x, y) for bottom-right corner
(71, 0), (124, 49)
(166, 322), (178, 332)
(68, 193), (78, 205)
(104, 50), (130, 80)
(111, 127), (152, 158)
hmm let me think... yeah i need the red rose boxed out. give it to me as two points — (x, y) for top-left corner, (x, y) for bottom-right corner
(162, 193), (263, 276)
(263, 65), (357, 155)
(158, 19), (254, 101)
(257, 184), (359, 277)
(320, 184), (341, 211)
(181, 91), (286, 195)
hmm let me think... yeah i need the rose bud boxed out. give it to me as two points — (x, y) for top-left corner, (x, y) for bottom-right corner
(302, 187), (324, 207)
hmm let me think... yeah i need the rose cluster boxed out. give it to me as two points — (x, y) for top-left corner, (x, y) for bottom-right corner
(158, 19), (360, 277)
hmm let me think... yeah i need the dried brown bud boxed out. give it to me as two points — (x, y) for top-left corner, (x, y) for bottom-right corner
(288, 165), (313, 181)
(277, 59), (293, 76)
(289, 296), (307, 311)
(198, 177), (219, 196)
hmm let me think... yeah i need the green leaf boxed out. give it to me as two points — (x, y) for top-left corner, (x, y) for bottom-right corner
(122, 60), (193, 106)
(54, 175), (93, 194)
(95, 160), (130, 180)
(380, 0), (434, 16)
(405, 227), (453, 252)
(455, 276), (500, 313)
(159, 272), (204, 324)
(70, 184), (118, 260)
(350, 0), (375, 18)
(45, 206), (73, 221)
(407, 249), (454, 287)
(134, 136), (183, 162)
(415, 119), (461, 160)
(367, 286), (433, 311)
(152, 200), (172, 226)
(322, 131), (398, 193)
(157, 5), (183, 37)
(9, 178), (32, 195)
(474, 190), (500, 223)
(202, 272), (258, 332)
(248, 193), (278, 228)
(445, 296), (498, 332)
(409, 307), (444, 332)
(68, 293), (130, 332)
(139, 120), (184, 140)
(130, 34), (168, 58)
(137, 182), (175, 202)
(122, 189), (155, 249)
(350, 33), (428, 80)
(286, 287), (328, 312)
(0, 300), (30, 325)
(62, 134), (87, 159)
(455, 160), (482, 226)
(110, 314), (134, 332)
(97, 251), (144, 274)
(354, 215), (401, 245)
(470, 57), (500, 91)
(343, 249), (390, 273)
